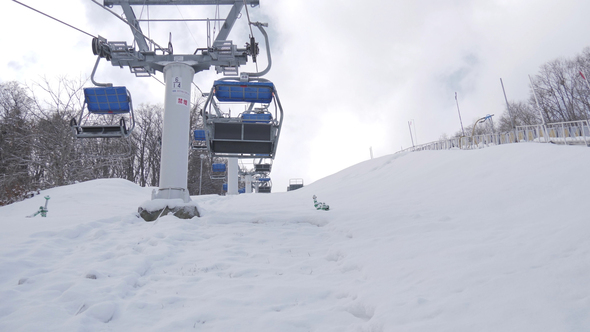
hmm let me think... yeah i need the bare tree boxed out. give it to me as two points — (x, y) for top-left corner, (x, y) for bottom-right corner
(0, 81), (35, 205)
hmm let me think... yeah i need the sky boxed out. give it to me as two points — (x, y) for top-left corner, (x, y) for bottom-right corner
(3, 0), (590, 191)
(1, 143), (590, 330)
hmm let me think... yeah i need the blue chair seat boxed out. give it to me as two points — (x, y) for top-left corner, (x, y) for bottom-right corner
(242, 113), (273, 123)
(84, 87), (131, 114)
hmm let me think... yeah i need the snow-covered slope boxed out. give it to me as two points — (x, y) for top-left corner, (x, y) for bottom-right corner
(1, 143), (589, 331)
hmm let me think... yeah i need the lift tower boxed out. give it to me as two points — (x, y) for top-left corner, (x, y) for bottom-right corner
(93, 0), (261, 219)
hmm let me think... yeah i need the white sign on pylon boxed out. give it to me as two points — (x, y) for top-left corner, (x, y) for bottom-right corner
(173, 76), (182, 88)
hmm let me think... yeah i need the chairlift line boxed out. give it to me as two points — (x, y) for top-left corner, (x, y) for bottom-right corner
(80, 0), (280, 203)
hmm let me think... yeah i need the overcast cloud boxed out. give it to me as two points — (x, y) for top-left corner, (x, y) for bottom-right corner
(2, 0), (590, 190)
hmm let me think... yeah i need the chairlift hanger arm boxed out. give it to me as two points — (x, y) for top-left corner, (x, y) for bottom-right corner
(243, 22), (271, 77)
(90, 56), (113, 87)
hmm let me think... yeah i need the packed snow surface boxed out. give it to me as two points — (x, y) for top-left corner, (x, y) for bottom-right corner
(1, 143), (590, 331)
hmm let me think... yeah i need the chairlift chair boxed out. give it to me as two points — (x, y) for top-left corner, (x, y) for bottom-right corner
(71, 86), (136, 139)
(71, 55), (136, 139)
(192, 129), (208, 150)
(287, 178), (304, 191)
(254, 157), (272, 173)
(222, 183), (246, 194)
(202, 78), (284, 159)
(258, 177), (272, 193)
(210, 162), (227, 180)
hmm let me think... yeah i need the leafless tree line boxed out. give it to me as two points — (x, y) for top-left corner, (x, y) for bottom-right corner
(447, 47), (590, 138)
(0, 78), (225, 206)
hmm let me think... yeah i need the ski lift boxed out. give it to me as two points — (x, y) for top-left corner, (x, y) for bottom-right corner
(258, 177), (272, 193)
(254, 157), (272, 173)
(192, 129), (208, 150)
(201, 78), (284, 158)
(287, 178), (304, 191)
(221, 183), (246, 194)
(210, 163), (227, 180)
(71, 57), (135, 139)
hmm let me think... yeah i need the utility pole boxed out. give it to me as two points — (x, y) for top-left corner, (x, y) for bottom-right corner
(408, 121), (415, 147)
(455, 92), (465, 136)
(413, 120), (417, 145)
(578, 70), (590, 123)
(500, 78), (515, 129)
(528, 75), (546, 126)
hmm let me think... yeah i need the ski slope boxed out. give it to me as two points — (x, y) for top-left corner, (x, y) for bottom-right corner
(1, 143), (589, 331)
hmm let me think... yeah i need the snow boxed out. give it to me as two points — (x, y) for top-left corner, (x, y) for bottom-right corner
(1, 143), (590, 331)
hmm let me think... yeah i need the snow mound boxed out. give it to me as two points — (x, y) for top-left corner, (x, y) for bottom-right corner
(1, 144), (590, 331)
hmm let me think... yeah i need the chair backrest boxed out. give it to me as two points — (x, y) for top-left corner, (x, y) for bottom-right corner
(194, 130), (206, 141)
(212, 163), (226, 173)
(214, 81), (274, 104)
(255, 164), (271, 172)
(84, 87), (131, 114)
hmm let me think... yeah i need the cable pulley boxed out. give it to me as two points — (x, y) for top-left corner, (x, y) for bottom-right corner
(92, 37), (112, 60)
(246, 36), (259, 63)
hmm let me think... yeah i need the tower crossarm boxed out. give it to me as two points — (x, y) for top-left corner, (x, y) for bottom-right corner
(119, 3), (150, 52)
(97, 0), (259, 76)
(105, 44), (248, 75)
(214, 2), (243, 43)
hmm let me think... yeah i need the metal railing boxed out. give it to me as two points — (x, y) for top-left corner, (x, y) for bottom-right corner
(398, 120), (590, 153)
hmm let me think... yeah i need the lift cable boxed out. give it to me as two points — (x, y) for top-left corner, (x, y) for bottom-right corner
(192, 82), (203, 95)
(151, 75), (165, 86)
(13, 0), (193, 109)
(242, 0), (255, 38)
(176, 5), (200, 47)
(12, 0), (96, 39)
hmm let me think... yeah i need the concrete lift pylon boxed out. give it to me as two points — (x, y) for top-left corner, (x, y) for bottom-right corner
(93, 0), (262, 220)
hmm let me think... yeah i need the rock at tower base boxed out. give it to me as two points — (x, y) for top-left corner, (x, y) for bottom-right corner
(138, 199), (200, 222)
